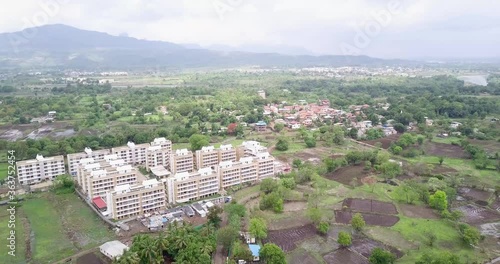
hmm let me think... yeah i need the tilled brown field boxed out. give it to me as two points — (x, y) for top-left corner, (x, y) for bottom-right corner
(424, 142), (467, 158)
(335, 211), (400, 227)
(263, 224), (317, 252)
(454, 204), (500, 225)
(398, 204), (439, 219)
(325, 165), (367, 186)
(458, 187), (493, 202)
(343, 198), (398, 215)
(351, 237), (403, 258)
(363, 134), (400, 149)
(323, 248), (368, 264)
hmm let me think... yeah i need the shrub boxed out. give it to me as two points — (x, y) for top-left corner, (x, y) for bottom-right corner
(337, 231), (352, 246)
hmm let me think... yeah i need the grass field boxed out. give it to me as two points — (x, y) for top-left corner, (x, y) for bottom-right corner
(2, 192), (116, 264)
(0, 163), (8, 181)
(392, 216), (483, 263)
(0, 208), (27, 264)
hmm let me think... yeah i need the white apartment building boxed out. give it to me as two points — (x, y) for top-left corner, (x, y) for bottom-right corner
(216, 157), (258, 188)
(170, 149), (194, 174)
(195, 146), (219, 169)
(218, 144), (238, 163)
(77, 155), (139, 200)
(17, 155), (66, 185)
(166, 167), (220, 204)
(195, 145), (238, 170)
(255, 152), (275, 179)
(146, 137), (172, 170)
(111, 141), (149, 166)
(238, 141), (268, 158)
(105, 179), (166, 220)
(67, 147), (111, 176)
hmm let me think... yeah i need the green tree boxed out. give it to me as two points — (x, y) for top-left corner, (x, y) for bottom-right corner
(249, 218), (268, 240)
(392, 145), (403, 155)
(260, 243), (286, 264)
(317, 221), (330, 235)
(292, 159), (302, 168)
(275, 137), (289, 151)
(260, 178), (279, 194)
(337, 231), (352, 247)
(189, 134), (209, 151)
(376, 162), (402, 180)
(281, 178), (296, 189)
(429, 190), (448, 211)
(351, 213), (366, 231)
(438, 156), (444, 165)
(207, 206), (223, 228)
(274, 123), (285, 132)
(459, 224), (481, 247)
(369, 248), (396, 264)
(332, 126), (345, 145)
(348, 127), (358, 139)
(217, 226), (239, 253)
(393, 123), (406, 133)
(231, 241), (253, 262)
(305, 136), (316, 148)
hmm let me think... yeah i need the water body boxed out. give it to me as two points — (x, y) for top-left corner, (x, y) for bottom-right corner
(457, 75), (488, 86)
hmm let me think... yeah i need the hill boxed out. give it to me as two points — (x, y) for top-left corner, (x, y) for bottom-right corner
(0, 24), (411, 69)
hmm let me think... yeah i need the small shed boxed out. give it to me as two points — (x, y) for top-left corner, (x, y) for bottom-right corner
(99, 240), (129, 260)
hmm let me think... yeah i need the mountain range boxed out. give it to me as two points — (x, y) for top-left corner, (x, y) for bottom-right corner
(0, 24), (412, 69)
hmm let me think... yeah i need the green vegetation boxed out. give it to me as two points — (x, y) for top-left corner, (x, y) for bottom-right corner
(337, 231), (352, 247)
(369, 248), (396, 264)
(249, 217), (268, 240)
(260, 243), (287, 264)
(19, 192), (115, 263)
(351, 213), (366, 232)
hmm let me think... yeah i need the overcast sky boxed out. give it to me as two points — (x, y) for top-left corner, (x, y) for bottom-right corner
(1, 0), (499, 59)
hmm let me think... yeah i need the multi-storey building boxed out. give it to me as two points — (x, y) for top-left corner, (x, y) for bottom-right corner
(111, 141), (149, 165)
(67, 147), (111, 176)
(105, 179), (166, 220)
(195, 145), (237, 170)
(77, 155), (139, 200)
(195, 146), (219, 169)
(218, 144), (237, 163)
(146, 138), (172, 170)
(170, 149), (194, 174)
(254, 152), (275, 179)
(166, 167), (220, 204)
(216, 157), (258, 188)
(237, 141), (268, 158)
(17, 155), (66, 185)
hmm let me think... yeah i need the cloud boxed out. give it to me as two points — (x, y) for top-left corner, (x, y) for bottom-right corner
(0, 0), (499, 58)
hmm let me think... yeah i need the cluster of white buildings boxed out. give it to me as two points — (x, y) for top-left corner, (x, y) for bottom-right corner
(16, 138), (280, 220)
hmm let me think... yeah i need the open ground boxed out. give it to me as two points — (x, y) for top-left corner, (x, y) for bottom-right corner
(0, 192), (116, 264)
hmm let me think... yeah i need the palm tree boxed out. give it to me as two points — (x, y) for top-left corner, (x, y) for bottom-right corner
(114, 250), (140, 264)
(155, 232), (169, 256)
(137, 237), (159, 264)
(199, 240), (215, 257)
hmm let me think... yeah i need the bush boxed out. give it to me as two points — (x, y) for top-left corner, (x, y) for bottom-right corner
(317, 221), (330, 235)
(276, 138), (289, 151)
(429, 190), (448, 211)
(458, 223), (481, 247)
(337, 231), (352, 246)
(351, 213), (366, 231)
(281, 178), (296, 190)
(369, 248), (396, 264)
